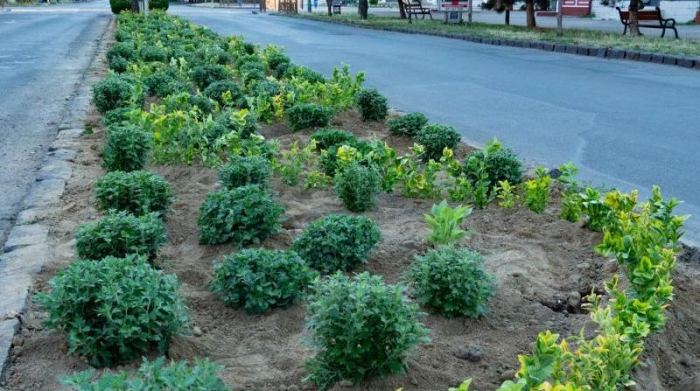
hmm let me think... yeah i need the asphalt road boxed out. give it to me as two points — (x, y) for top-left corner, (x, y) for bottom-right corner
(0, 5), (110, 247)
(173, 6), (700, 244)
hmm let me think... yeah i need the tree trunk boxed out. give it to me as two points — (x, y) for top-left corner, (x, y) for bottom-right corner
(359, 0), (368, 19)
(131, 0), (139, 12)
(525, 0), (536, 28)
(627, 0), (642, 36)
(327, 0), (332, 15)
(505, 9), (510, 25)
(398, 0), (407, 19)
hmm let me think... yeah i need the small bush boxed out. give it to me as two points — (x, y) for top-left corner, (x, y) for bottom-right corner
(109, 0), (131, 14)
(387, 112), (428, 137)
(286, 104), (333, 131)
(210, 249), (315, 314)
(293, 214), (381, 274)
(264, 51), (290, 73)
(95, 170), (173, 217)
(35, 256), (187, 366)
(218, 155), (272, 189)
(93, 74), (141, 114)
(102, 125), (152, 172)
(108, 55), (128, 73)
(213, 109), (260, 139)
(198, 185), (284, 246)
(103, 107), (132, 127)
(190, 64), (230, 90)
(107, 42), (135, 61)
(465, 148), (522, 186)
(408, 246), (495, 318)
(523, 169), (551, 214)
(318, 140), (373, 176)
(203, 80), (245, 107)
(306, 272), (430, 390)
(416, 124), (461, 161)
(425, 200), (472, 246)
(75, 210), (167, 260)
(335, 163), (381, 212)
(355, 88), (388, 121)
(140, 46), (167, 63)
(144, 72), (180, 98)
(310, 128), (356, 151)
(61, 357), (227, 390)
(189, 94), (214, 115)
(282, 65), (325, 83)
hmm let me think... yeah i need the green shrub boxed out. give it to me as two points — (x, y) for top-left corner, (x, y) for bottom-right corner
(75, 210), (167, 260)
(107, 44), (135, 64)
(239, 61), (266, 85)
(286, 103), (333, 131)
(334, 163), (381, 212)
(282, 65), (325, 83)
(109, 0), (131, 14)
(250, 79), (282, 98)
(140, 46), (167, 63)
(212, 109), (260, 139)
(425, 200), (472, 246)
(387, 112), (428, 137)
(144, 72), (181, 98)
(264, 50), (290, 73)
(95, 170), (173, 217)
(416, 124), (461, 161)
(149, 0), (169, 10)
(210, 249), (315, 314)
(108, 55), (128, 73)
(198, 185), (284, 245)
(465, 148), (522, 186)
(408, 246), (495, 318)
(102, 125), (152, 172)
(61, 357), (228, 390)
(310, 128), (356, 151)
(35, 256), (187, 366)
(203, 80), (244, 107)
(355, 88), (388, 121)
(318, 140), (373, 176)
(93, 74), (142, 114)
(305, 272), (430, 390)
(190, 64), (230, 90)
(293, 214), (381, 274)
(103, 107), (132, 127)
(580, 187), (613, 232)
(218, 155), (272, 189)
(523, 169), (551, 214)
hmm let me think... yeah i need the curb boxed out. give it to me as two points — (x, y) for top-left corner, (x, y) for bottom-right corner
(0, 16), (113, 384)
(272, 13), (700, 71)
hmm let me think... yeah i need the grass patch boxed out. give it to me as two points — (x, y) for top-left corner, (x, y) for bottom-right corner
(293, 13), (700, 57)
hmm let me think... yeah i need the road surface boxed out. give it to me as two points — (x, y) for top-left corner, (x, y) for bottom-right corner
(0, 4), (110, 247)
(172, 6), (700, 244)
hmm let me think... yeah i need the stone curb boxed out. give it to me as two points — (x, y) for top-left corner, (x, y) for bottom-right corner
(0, 16), (113, 384)
(272, 13), (700, 71)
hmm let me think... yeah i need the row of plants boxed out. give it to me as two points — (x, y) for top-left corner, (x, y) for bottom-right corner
(36, 10), (687, 391)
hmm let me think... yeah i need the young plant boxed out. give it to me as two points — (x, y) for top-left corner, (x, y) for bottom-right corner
(560, 191), (583, 222)
(523, 167), (552, 214)
(286, 103), (333, 131)
(276, 140), (315, 186)
(102, 125), (153, 172)
(35, 255), (187, 367)
(579, 187), (613, 232)
(387, 112), (428, 137)
(355, 88), (388, 121)
(197, 185), (284, 246)
(75, 210), (167, 260)
(416, 124), (461, 162)
(310, 128), (357, 150)
(92, 73), (143, 114)
(495, 180), (517, 209)
(463, 156), (493, 209)
(408, 246), (496, 318)
(303, 169), (333, 190)
(292, 214), (381, 274)
(424, 200), (473, 246)
(210, 249), (316, 314)
(95, 170), (173, 217)
(464, 138), (522, 186)
(334, 163), (381, 212)
(305, 272), (430, 390)
(218, 155), (272, 189)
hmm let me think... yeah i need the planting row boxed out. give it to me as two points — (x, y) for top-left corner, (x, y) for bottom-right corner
(33, 10), (688, 391)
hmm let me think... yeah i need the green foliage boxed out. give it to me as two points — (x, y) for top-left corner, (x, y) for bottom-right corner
(424, 200), (472, 246)
(108, 55), (128, 73)
(263, 45), (291, 72)
(286, 103), (333, 131)
(95, 170), (173, 217)
(109, 0), (131, 14)
(102, 125), (152, 172)
(310, 128), (357, 150)
(190, 64), (230, 90)
(61, 357), (228, 390)
(579, 187), (613, 232)
(108, 42), (135, 63)
(387, 112), (428, 137)
(75, 210), (167, 260)
(560, 191), (582, 222)
(281, 64), (325, 83)
(355, 88), (388, 121)
(35, 256), (187, 367)
(460, 155), (493, 209)
(140, 46), (167, 63)
(523, 168), (551, 214)
(464, 139), (522, 186)
(305, 272), (430, 390)
(218, 155), (272, 189)
(416, 124), (461, 162)
(144, 72), (181, 98)
(204, 80), (244, 107)
(103, 107), (133, 127)
(276, 140), (315, 186)
(292, 214), (381, 274)
(210, 249), (315, 314)
(215, 108), (260, 139)
(408, 246), (495, 318)
(496, 180), (517, 209)
(149, 0), (169, 10)
(334, 163), (381, 212)
(197, 185), (284, 245)
(93, 74), (142, 114)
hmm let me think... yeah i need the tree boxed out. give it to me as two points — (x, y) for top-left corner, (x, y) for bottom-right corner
(398, 0), (407, 19)
(627, 0), (643, 36)
(494, 0), (515, 26)
(359, 0), (368, 19)
(131, 0), (139, 11)
(524, 0), (536, 28)
(327, 0), (332, 15)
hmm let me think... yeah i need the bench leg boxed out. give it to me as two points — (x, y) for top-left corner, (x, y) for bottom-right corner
(672, 26), (678, 39)
(661, 27), (665, 38)
(622, 25), (627, 35)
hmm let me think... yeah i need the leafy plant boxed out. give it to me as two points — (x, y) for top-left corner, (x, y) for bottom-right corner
(140, 46), (167, 63)
(303, 169), (333, 190)
(95, 170), (173, 217)
(75, 210), (167, 260)
(464, 139), (522, 186)
(102, 125), (152, 172)
(107, 42), (135, 64)
(197, 185), (284, 245)
(92, 74), (143, 114)
(334, 163), (381, 212)
(210, 248), (315, 314)
(461, 155), (493, 209)
(355, 88), (388, 121)
(190, 64), (230, 89)
(218, 155), (272, 189)
(35, 255), (187, 367)
(310, 128), (357, 150)
(408, 246), (496, 318)
(292, 214), (381, 274)
(276, 140), (315, 186)
(203, 80), (244, 107)
(560, 191), (583, 222)
(305, 272), (430, 390)
(286, 103), (333, 131)
(424, 200), (473, 246)
(61, 357), (228, 390)
(416, 124), (461, 162)
(579, 187), (613, 232)
(387, 112), (428, 137)
(523, 168), (551, 214)
(496, 180), (517, 209)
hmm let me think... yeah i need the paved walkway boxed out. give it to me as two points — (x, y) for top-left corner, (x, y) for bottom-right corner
(173, 6), (700, 244)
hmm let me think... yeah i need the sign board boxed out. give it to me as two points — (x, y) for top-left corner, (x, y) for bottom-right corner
(438, 0), (469, 11)
(561, 0), (591, 16)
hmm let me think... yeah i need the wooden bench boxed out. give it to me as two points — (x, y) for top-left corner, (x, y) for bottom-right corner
(405, 0), (432, 23)
(331, 0), (342, 14)
(616, 6), (678, 38)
